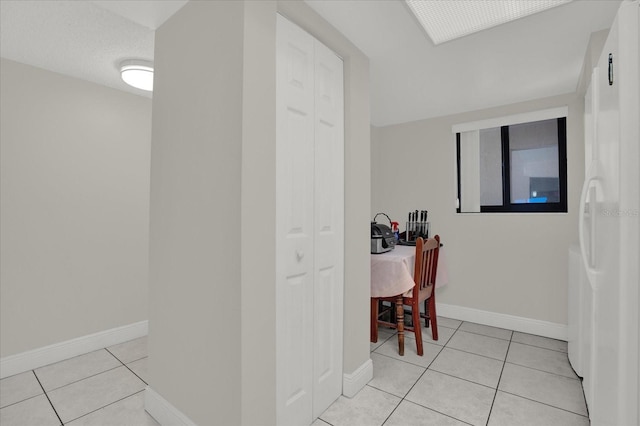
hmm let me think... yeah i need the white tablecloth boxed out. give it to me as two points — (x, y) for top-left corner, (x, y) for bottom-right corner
(371, 245), (448, 298)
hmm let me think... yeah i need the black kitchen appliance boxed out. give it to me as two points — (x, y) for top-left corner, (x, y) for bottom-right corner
(371, 216), (396, 254)
(371, 222), (395, 254)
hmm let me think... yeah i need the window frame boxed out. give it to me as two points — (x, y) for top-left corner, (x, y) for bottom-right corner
(455, 115), (568, 214)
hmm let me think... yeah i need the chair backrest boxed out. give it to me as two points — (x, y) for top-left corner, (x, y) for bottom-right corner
(412, 235), (440, 302)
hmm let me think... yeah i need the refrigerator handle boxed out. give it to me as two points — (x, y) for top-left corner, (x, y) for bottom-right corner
(579, 173), (599, 279)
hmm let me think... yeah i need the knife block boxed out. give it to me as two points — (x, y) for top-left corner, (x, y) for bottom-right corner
(405, 221), (430, 242)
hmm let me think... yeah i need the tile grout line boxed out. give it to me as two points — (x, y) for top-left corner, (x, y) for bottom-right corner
(1, 349), (128, 410)
(503, 360), (581, 381)
(104, 348), (148, 385)
(51, 344), (148, 424)
(372, 320), (460, 365)
(383, 395), (475, 426)
(388, 321), (485, 426)
(369, 320), (579, 426)
(379, 322), (478, 426)
(440, 323), (569, 363)
(379, 337), (446, 426)
(484, 331), (513, 426)
(121, 361), (149, 386)
(63, 389), (147, 424)
(34, 347), (133, 393)
(454, 329), (512, 342)
(0, 391), (46, 410)
(405, 333), (455, 347)
(104, 347), (145, 365)
(42, 364), (123, 393)
(371, 347), (441, 369)
(426, 367), (498, 390)
(433, 345), (507, 363)
(377, 321), (583, 425)
(3, 342), (148, 426)
(32, 370), (64, 425)
(43, 346), (147, 424)
(458, 323), (570, 353)
(385, 319), (467, 425)
(497, 389), (590, 418)
(510, 341), (569, 354)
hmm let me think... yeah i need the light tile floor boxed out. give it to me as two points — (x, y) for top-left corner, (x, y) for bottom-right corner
(0, 319), (588, 426)
(323, 317), (589, 426)
(0, 337), (157, 426)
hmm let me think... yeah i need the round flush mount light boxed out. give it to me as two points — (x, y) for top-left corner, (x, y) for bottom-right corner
(120, 59), (154, 92)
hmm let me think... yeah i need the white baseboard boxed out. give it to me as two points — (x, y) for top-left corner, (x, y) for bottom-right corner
(342, 358), (373, 398)
(437, 303), (568, 341)
(145, 386), (196, 426)
(0, 320), (148, 379)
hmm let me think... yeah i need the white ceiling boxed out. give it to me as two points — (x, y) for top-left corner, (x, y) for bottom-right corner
(404, 0), (572, 45)
(0, 0), (187, 99)
(0, 0), (621, 126)
(305, 0), (620, 126)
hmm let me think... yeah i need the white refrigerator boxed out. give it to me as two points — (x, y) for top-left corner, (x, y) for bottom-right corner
(569, 1), (639, 425)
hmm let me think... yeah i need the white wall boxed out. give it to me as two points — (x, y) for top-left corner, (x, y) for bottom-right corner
(372, 93), (583, 326)
(148, 1), (244, 424)
(0, 59), (151, 358)
(149, 1), (370, 424)
(577, 29), (609, 96)
(239, 2), (278, 424)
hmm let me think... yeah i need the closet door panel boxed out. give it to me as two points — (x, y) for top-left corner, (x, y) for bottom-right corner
(276, 14), (345, 425)
(312, 40), (344, 419)
(276, 14), (315, 426)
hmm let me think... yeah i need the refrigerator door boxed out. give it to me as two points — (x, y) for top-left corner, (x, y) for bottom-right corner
(586, 2), (640, 425)
(577, 63), (605, 408)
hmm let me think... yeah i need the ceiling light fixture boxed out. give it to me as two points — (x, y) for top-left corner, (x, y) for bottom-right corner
(405, 0), (572, 45)
(120, 59), (154, 91)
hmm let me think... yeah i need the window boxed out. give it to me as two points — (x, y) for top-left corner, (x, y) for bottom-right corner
(455, 109), (567, 213)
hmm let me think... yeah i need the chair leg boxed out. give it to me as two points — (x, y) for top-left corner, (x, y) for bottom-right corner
(412, 301), (423, 356)
(428, 296), (438, 341)
(396, 296), (405, 356)
(370, 298), (379, 343)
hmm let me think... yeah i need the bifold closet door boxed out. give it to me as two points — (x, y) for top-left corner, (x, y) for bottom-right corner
(312, 25), (344, 421)
(275, 13), (344, 426)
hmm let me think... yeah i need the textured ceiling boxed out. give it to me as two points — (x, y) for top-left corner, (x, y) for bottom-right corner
(0, 0), (622, 126)
(90, 0), (188, 30)
(306, 0), (621, 126)
(0, 0), (186, 99)
(405, 0), (572, 45)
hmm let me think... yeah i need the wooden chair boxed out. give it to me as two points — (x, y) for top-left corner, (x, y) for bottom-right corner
(371, 235), (440, 356)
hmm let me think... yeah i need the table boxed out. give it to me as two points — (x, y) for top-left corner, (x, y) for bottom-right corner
(371, 245), (448, 355)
